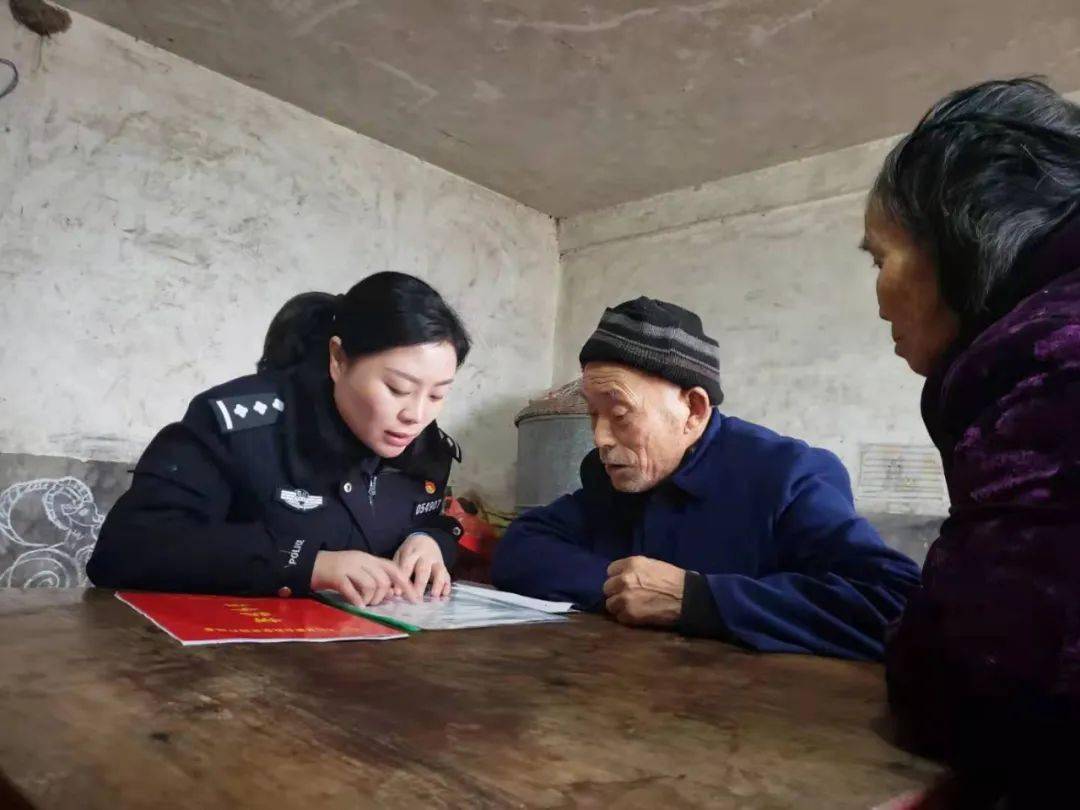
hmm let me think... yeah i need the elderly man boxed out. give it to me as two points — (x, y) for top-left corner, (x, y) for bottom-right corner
(492, 297), (920, 661)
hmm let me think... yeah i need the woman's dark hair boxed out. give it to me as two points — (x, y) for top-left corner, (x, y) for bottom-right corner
(870, 77), (1080, 322)
(257, 272), (472, 373)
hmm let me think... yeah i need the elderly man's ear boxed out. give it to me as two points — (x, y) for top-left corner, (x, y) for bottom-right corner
(682, 386), (712, 433)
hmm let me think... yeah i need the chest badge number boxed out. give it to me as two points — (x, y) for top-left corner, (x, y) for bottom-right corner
(414, 498), (442, 517)
(279, 488), (324, 512)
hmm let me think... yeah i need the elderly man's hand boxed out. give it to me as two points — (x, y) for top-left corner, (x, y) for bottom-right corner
(603, 556), (686, 627)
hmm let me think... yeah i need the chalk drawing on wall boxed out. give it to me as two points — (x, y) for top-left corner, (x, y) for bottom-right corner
(0, 477), (105, 588)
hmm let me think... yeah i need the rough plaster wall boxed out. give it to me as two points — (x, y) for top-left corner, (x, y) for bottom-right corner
(556, 84), (1072, 506)
(0, 14), (559, 508)
(555, 139), (936, 500)
(559, 88), (1080, 513)
(556, 93), (1080, 510)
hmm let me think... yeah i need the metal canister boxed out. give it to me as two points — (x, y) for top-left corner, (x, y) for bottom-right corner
(513, 379), (594, 513)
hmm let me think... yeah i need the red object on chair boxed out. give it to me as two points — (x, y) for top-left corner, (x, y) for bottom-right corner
(445, 496), (502, 583)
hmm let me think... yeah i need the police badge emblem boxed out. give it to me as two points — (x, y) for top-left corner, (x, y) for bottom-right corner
(279, 488), (324, 512)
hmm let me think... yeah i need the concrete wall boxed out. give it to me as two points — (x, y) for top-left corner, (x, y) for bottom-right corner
(555, 138), (937, 511)
(557, 86), (1080, 507)
(0, 13), (559, 508)
(557, 89), (1080, 514)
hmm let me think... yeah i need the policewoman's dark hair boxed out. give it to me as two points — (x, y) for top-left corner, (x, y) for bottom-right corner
(261, 272), (471, 485)
(869, 77), (1080, 325)
(258, 272), (471, 373)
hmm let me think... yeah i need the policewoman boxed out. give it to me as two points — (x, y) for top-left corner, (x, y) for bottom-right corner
(88, 272), (470, 607)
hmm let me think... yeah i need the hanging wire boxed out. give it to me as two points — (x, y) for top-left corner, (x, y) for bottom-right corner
(0, 58), (17, 100)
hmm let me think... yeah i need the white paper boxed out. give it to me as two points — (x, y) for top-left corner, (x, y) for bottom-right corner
(319, 586), (568, 630)
(453, 582), (575, 614)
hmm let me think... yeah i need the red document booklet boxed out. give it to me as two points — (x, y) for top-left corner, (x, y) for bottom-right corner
(116, 592), (407, 645)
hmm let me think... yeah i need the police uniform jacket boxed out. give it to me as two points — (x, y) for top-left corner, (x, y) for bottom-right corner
(87, 364), (463, 597)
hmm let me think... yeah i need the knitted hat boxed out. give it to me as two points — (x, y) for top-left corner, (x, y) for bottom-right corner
(579, 297), (723, 405)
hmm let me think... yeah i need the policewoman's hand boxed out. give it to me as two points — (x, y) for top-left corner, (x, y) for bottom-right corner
(394, 533), (452, 598)
(311, 550), (419, 607)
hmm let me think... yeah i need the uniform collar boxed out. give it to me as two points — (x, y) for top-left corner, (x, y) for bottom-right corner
(282, 363), (377, 489)
(352, 450), (382, 479)
(668, 409), (724, 500)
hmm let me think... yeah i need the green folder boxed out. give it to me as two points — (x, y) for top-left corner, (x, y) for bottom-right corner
(315, 591), (422, 634)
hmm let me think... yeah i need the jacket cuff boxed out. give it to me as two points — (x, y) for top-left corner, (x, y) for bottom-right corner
(679, 571), (730, 639)
(277, 535), (323, 597)
(410, 514), (462, 568)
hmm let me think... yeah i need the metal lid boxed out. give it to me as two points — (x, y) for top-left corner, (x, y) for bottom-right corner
(514, 378), (588, 425)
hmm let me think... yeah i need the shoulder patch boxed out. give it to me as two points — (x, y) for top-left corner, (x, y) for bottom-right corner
(439, 429), (462, 463)
(207, 392), (284, 434)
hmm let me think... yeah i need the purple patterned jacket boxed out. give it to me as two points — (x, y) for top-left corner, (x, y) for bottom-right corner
(887, 215), (1080, 777)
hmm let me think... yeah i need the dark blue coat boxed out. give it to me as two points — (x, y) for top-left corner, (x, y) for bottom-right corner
(88, 367), (462, 598)
(492, 411), (920, 660)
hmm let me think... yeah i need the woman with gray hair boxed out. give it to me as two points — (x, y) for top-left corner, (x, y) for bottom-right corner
(861, 78), (1080, 806)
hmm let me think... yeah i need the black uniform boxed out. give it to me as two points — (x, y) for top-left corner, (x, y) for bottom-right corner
(88, 367), (463, 598)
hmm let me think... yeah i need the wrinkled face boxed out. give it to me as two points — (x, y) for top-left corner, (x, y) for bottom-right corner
(330, 340), (458, 458)
(862, 203), (960, 376)
(582, 362), (698, 493)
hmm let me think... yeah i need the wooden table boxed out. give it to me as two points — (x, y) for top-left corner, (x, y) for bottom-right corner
(0, 589), (940, 809)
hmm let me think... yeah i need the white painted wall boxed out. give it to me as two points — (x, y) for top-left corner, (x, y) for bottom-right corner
(0, 14), (559, 508)
(557, 87), (1080, 513)
(556, 139), (935, 510)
